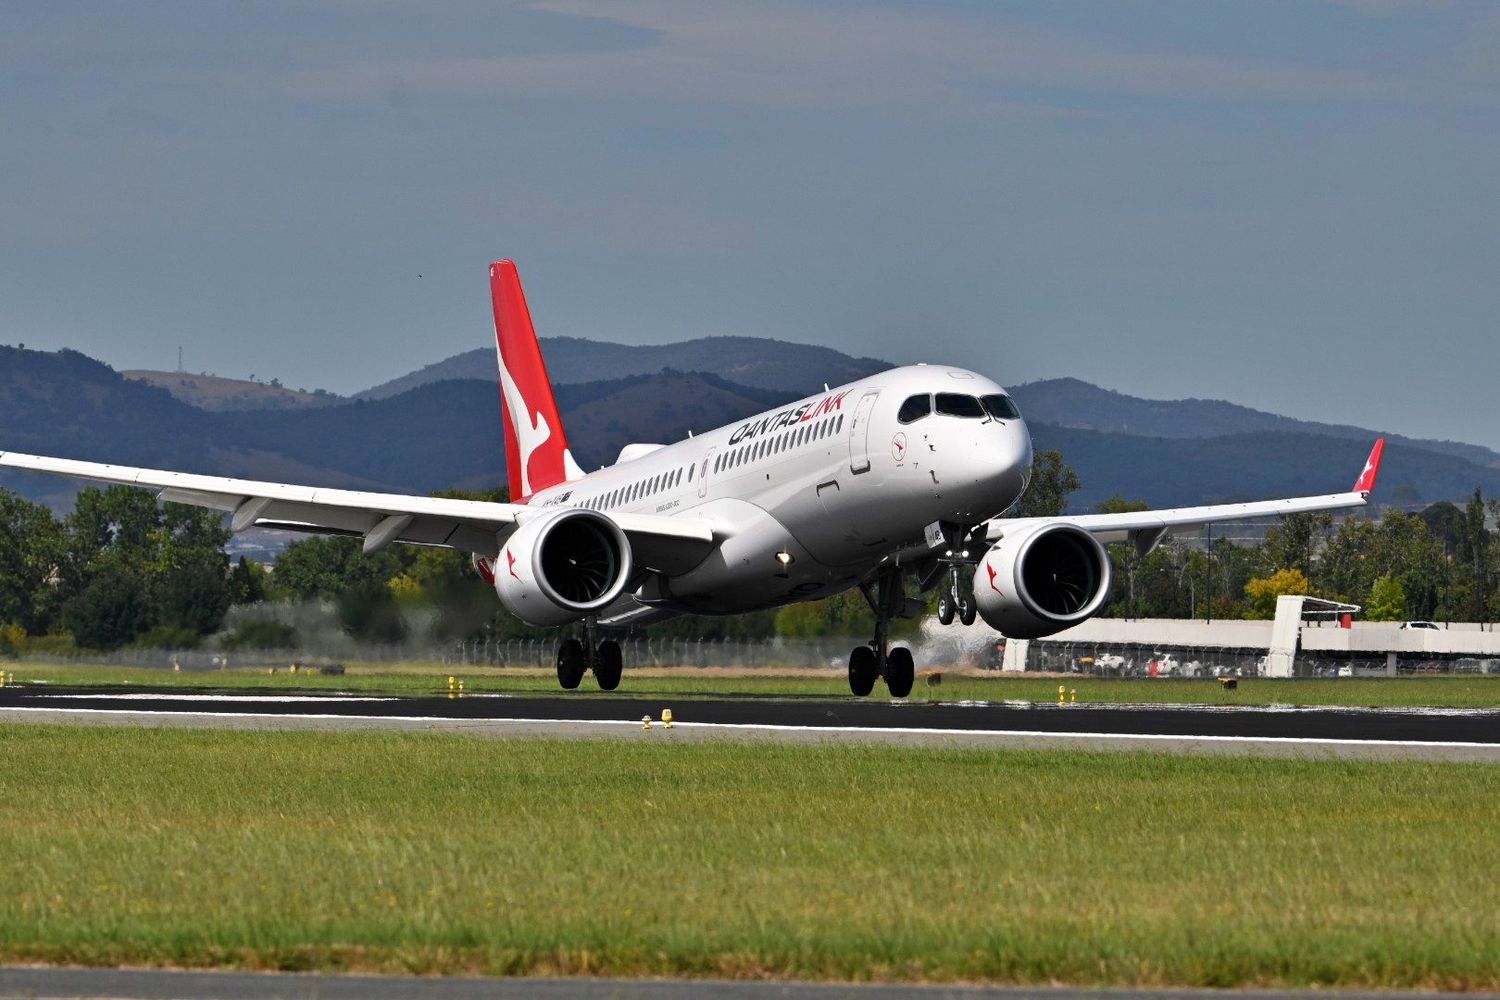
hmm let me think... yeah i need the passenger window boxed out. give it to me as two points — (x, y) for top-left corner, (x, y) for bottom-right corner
(689, 464), (695, 482)
(981, 394), (1020, 419)
(836, 415), (843, 433)
(935, 393), (985, 418)
(898, 394), (930, 424)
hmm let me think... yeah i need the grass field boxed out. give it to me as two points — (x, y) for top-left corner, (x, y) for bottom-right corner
(0, 724), (1497, 988)
(8, 660), (1500, 708)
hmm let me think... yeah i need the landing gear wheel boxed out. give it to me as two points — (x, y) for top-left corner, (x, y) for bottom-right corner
(937, 590), (955, 625)
(594, 640), (623, 691)
(958, 594), (978, 627)
(885, 646), (915, 698)
(556, 638), (586, 690)
(848, 645), (878, 697)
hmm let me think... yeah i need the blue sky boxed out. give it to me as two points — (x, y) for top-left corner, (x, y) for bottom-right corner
(3, 1), (1497, 446)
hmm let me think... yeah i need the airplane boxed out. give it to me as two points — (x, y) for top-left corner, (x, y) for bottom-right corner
(0, 261), (1385, 696)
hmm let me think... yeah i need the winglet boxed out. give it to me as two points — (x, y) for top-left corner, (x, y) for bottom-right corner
(1353, 438), (1385, 495)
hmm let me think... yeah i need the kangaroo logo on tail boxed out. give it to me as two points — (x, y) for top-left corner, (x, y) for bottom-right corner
(490, 261), (585, 500)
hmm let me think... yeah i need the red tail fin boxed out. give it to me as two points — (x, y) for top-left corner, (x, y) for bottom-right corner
(489, 260), (583, 500)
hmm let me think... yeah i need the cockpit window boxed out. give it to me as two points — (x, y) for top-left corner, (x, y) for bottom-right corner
(981, 393), (1021, 420)
(935, 393), (985, 418)
(897, 394), (931, 424)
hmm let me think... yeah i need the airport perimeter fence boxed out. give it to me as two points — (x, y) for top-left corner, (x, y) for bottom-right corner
(15, 638), (864, 673)
(1021, 642), (1265, 677)
(443, 637), (861, 670)
(18, 635), (1497, 677)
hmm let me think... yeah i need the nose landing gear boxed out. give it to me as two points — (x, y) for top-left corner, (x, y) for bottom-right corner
(847, 568), (917, 698)
(937, 564), (978, 626)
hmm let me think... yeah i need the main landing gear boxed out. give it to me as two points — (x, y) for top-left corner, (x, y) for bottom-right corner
(556, 622), (623, 691)
(848, 568), (916, 698)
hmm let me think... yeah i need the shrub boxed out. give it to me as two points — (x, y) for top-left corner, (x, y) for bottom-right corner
(220, 619), (298, 651)
(0, 624), (26, 658)
(130, 625), (202, 650)
(24, 633), (78, 658)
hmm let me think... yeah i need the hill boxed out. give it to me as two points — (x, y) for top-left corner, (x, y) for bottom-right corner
(1011, 377), (1500, 470)
(356, 336), (892, 400)
(0, 348), (392, 506)
(1028, 425), (1500, 511)
(216, 372), (791, 493)
(4, 345), (1499, 516)
(123, 371), (342, 412)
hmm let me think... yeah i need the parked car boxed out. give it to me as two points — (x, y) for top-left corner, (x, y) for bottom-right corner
(1401, 621), (1441, 630)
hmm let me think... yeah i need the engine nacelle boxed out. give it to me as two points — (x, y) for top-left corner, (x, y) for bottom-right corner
(492, 509), (633, 626)
(973, 524), (1112, 639)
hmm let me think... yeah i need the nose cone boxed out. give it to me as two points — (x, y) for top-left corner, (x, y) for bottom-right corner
(951, 420), (1031, 522)
(994, 420), (1033, 502)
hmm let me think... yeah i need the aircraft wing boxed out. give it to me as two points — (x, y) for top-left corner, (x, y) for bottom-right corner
(0, 451), (715, 572)
(976, 439), (1386, 555)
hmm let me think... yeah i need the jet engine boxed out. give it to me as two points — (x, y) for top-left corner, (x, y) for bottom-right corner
(972, 524), (1112, 639)
(493, 509), (633, 626)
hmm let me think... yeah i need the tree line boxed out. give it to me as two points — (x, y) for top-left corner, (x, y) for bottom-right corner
(2, 452), (1495, 654)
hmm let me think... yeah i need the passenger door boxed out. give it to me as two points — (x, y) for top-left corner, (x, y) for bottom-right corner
(847, 390), (880, 475)
(698, 447), (717, 498)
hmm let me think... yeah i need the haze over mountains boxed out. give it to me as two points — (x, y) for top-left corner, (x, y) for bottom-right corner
(4, 339), (1497, 514)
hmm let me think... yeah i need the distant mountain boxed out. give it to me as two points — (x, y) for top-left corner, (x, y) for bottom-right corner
(1029, 425), (1500, 511)
(4, 345), (1500, 517)
(356, 336), (892, 401)
(217, 372), (793, 492)
(123, 370), (342, 412)
(1011, 378), (1500, 470)
(0, 347), (381, 508)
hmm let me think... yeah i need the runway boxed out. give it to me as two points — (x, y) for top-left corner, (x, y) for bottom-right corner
(2, 685), (1498, 759)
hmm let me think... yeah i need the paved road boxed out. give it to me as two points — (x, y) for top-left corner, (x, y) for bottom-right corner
(2, 686), (1497, 759)
(2, 967), (1495, 1000)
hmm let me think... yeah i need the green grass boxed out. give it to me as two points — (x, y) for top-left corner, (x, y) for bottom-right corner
(0, 725), (1497, 987)
(8, 660), (1500, 708)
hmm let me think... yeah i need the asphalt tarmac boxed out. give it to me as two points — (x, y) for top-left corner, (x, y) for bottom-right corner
(2, 685), (1497, 759)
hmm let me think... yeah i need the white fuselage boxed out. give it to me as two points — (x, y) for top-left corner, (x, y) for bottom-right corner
(523, 365), (1032, 617)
